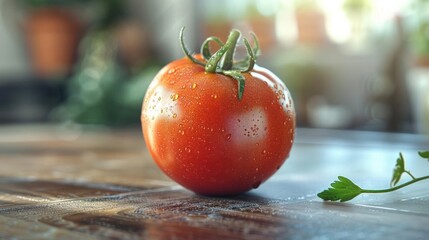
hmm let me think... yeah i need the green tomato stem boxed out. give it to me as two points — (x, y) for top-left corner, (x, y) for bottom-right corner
(362, 175), (429, 194)
(404, 170), (416, 180)
(205, 29), (240, 72)
(220, 30), (240, 71)
(179, 26), (260, 100)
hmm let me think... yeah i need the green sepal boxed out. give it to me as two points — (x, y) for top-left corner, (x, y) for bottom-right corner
(201, 37), (224, 61)
(233, 37), (256, 72)
(250, 32), (260, 56)
(223, 70), (245, 100)
(179, 27), (206, 66)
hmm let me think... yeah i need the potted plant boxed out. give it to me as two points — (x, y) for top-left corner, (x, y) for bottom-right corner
(407, 0), (429, 134)
(343, 0), (372, 49)
(294, 0), (327, 46)
(411, 17), (429, 67)
(18, 0), (86, 79)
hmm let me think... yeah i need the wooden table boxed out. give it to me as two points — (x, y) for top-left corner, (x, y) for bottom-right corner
(0, 125), (428, 239)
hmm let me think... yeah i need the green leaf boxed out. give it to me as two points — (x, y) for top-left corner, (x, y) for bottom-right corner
(390, 153), (405, 187)
(418, 151), (429, 160)
(317, 176), (362, 202)
(319, 150), (429, 203)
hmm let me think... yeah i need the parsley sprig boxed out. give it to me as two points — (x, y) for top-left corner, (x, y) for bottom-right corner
(318, 150), (429, 202)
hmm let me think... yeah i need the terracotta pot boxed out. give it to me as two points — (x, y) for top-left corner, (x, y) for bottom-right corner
(24, 7), (81, 79)
(407, 67), (429, 135)
(247, 17), (276, 52)
(415, 56), (429, 68)
(295, 10), (327, 46)
(203, 21), (232, 52)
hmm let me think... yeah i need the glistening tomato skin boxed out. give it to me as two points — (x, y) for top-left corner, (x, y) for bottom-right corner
(141, 56), (295, 196)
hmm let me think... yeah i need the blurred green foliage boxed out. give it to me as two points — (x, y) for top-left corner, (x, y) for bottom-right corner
(17, 0), (88, 8)
(34, 0), (161, 127)
(410, 0), (429, 57)
(52, 30), (159, 126)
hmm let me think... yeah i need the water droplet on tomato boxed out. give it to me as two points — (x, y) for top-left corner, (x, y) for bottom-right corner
(191, 83), (197, 89)
(170, 93), (179, 101)
(255, 168), (259, 172)
(225, 134), (231, 141)
(172, 113), (177, 118)
(262, 150), (267, 154)
(168, 68), (176, 74)
(252, 181), (261, 189)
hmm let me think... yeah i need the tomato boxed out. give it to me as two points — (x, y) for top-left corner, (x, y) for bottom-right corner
(141, 28), (295, 196)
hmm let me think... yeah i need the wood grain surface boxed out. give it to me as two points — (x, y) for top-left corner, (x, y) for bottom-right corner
(0, 125), (428, 239)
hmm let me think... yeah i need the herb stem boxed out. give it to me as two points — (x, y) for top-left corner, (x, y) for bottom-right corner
(362, 175), (429, 194)
(404, 170), (416, 180)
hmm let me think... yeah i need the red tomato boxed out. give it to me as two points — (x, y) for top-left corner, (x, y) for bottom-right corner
(141, 29), (295, 196)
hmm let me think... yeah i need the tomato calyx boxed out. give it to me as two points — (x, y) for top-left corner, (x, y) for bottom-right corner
(179, 27), (260, 100)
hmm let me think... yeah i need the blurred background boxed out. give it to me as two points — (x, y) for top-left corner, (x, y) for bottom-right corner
(0, 0), (428, 134)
